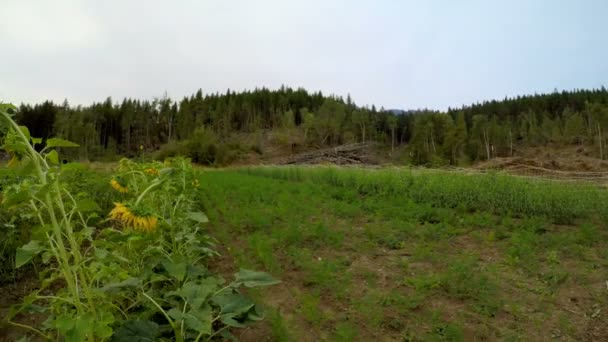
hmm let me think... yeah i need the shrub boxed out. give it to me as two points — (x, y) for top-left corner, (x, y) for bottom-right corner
(153, 140), (186, 161)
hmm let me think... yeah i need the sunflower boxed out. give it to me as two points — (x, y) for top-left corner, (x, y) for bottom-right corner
(109, 202), (158, 232)
(144, 168), (159, 176)
(110, 179), (129, 193)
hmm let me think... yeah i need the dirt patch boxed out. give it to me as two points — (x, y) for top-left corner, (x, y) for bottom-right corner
(475, 145), (608, 173)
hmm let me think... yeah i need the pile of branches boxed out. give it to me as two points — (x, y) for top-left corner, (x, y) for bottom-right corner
(282, 142), (379, 165)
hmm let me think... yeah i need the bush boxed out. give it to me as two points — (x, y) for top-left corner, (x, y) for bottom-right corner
(153, 128), (219, 165)
(154, 128), (246, 166)
(153, 140), (186, 161)
(184, 127), (219, 164)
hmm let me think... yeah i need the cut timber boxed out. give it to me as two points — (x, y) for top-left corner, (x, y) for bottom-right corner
(280, 142), (380, 165)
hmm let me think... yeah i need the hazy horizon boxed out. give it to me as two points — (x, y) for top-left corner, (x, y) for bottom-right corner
(2, 0), (607, 110)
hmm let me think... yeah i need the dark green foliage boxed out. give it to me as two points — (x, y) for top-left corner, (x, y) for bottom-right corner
(182, 127), (219, 164)
(10, 87), (608, 165)
(60, 165), (115, 212)
(0, 168), (35, 281)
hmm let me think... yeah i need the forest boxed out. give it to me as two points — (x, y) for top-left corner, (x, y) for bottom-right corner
(11, 86), (608, 165)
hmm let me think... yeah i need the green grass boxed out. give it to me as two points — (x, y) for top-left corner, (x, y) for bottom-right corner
(240, 166), (608, 224)
(198, 166), (608, 341)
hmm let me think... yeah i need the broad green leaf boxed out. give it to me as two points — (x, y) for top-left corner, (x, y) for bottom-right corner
(53, 314), (74, 333)
(162, 260), (187, 282)
(94, 311), (115, 339)
(55, 313), (94, 342)
(94, 248), (109, 259)
(42, 251), (53, 264)
(69, 314), (95, 342)
(18, 126), (30, 140)
(76, 198), (101, 212)
(246, 306), (264, 321)
(31, 137), (42, 146)
(220, 314), (248, 328)
(149, 274), (169, 283)
(15, 158), (36, 177)
(167, 308), (184, 321)
(111, 320), (160, 342)
(1, 142), (26, 153)
(211, 293), (255, 316)
(233, 269), (281, 288)
(46, 138), (79, 148)
(186, 263), (210, 278)
(2, 189), (31, 207)
(212, 295), (265, 328)
(78, 226), (95, 240)
(165, 278), (219, 308)
(187, 211), (209, 223)
(46, 150), (59, 164)
(185, 305), (212, 335)
(16, 240), (44, 268)
(34, 183), (52, 199)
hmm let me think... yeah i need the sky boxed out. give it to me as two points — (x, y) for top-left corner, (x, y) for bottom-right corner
(1, 0), (607, 111)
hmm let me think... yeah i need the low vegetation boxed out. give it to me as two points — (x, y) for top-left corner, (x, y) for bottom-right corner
(199, 167), (608, 340)
(241, 166), (608, 223)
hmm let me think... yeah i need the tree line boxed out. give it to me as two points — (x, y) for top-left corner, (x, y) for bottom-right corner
(10, 86), (608, 165)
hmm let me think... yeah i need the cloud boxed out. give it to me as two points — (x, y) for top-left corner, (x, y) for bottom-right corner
(0, 0), (101, 51)
(0, 0), (606, 109)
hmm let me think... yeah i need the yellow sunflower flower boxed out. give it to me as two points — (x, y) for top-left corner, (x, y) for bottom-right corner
(110, 179), (129, 193)
(109, 202), (158, 232)
(144, 168), (159, 176)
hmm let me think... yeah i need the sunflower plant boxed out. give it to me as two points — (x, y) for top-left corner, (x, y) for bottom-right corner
(1, 103), (114, 340)
(1, 103), (279, 341)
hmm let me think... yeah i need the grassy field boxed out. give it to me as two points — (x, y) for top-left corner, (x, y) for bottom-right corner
(1, 162), (607, 340)
(198, 166), (608, 341)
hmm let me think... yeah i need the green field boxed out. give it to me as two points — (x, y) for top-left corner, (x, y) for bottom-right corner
(2, 162), (608, 341)
(198, 167), (608, 341)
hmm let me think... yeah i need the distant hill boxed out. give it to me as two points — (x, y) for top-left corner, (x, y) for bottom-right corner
(448, 87), (608, 120)
(7, 86), (608, 167)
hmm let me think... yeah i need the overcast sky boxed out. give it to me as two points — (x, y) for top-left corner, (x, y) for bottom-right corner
(1, 0), (607, 110)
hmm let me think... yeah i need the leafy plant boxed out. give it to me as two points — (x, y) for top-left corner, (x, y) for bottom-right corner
(0, 103), (279, 341)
